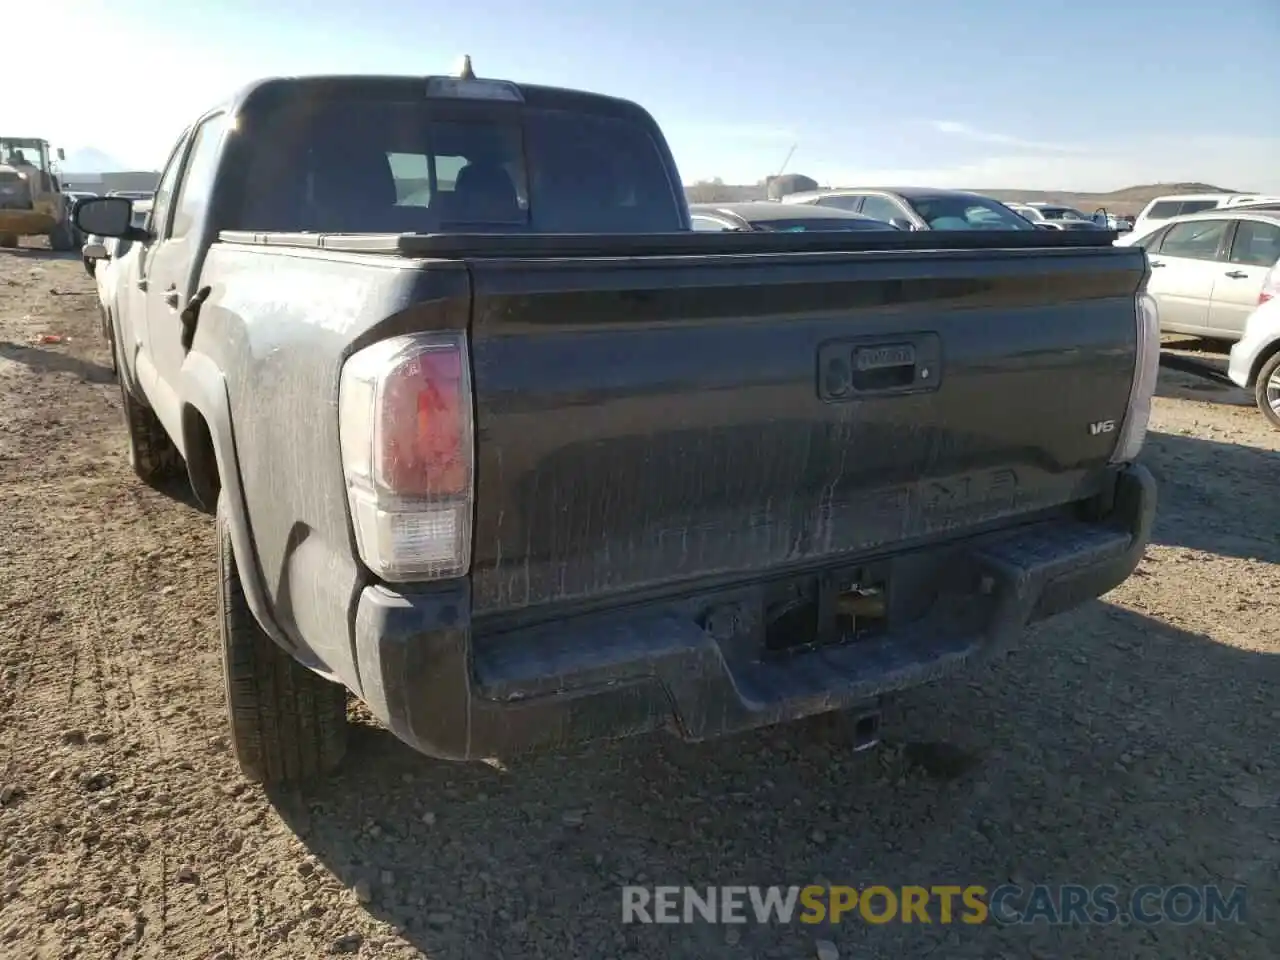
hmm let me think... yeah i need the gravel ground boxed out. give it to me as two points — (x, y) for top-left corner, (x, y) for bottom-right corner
(1, 246), (1277, 960)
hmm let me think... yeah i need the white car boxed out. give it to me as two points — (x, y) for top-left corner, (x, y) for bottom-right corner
(1128, 208), (1280, 342)
(1227, 275), (1280, 428)
(1126, 193), (1274, 244)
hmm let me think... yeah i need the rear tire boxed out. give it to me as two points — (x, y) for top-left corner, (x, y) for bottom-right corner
(1255, 352), (1280, 430)
(217, 492), (348, 784)
(114, 338), (182, 483)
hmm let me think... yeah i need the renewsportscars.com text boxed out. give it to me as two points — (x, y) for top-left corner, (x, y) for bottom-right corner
(621, 884), (1247, 926)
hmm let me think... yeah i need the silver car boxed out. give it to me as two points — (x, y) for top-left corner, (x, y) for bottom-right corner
(1127, 209), (1280, 342)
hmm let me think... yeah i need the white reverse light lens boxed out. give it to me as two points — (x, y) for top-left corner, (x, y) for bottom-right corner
(1111, 292), (1160, 464)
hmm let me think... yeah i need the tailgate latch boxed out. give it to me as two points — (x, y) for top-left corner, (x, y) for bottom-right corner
(819, 332), (942, 401)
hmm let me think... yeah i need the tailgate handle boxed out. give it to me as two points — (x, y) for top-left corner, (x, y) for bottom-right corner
(820, 333), (942, 401)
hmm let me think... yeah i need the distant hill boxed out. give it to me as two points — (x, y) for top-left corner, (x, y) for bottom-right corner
(973, 182), (1243, 215)
(684, 180), (1250, 215)
(61, 146), (131, 175)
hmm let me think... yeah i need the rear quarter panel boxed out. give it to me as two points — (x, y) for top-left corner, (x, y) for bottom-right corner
(187, 244), (468, 688)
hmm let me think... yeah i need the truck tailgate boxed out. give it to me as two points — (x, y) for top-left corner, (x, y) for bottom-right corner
(466, 247), (1144, 616)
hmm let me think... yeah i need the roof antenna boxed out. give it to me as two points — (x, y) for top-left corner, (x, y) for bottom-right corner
(457, 54), (475, 79)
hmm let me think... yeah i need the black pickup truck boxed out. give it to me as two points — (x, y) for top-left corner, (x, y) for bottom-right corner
(74, 70), (1159, 786)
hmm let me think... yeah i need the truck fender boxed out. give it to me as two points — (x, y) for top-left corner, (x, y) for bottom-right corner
(179, 351), (296, 653)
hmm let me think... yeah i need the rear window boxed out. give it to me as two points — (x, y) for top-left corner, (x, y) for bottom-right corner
(905, 195), (1035, 231)
(1177, 199), (1220, 216)
(231, 97), (683, 234)
(814, 195), (864, 212)
(1144, 201), (1182, 220)
(1228, 220), (1280, 267)
(1146, 199), (1220, 221)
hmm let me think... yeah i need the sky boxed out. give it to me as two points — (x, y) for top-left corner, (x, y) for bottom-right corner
(13, 0), (1280, 192)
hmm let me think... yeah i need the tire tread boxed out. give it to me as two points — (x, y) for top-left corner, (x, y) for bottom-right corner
(217, 496), (347, 784)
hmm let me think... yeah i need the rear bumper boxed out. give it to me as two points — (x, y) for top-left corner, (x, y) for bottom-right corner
(354, 463), (1156, 761)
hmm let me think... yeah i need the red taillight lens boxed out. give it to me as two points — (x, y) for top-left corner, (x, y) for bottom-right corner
(339, 333), (474, 582)
(1261, 264), (1279, 305)
(378, 346), (469, 496)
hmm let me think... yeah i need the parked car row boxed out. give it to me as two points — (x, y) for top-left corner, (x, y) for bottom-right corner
(1111, 204), (1280, 427)
(1006, 202), (1112, 231)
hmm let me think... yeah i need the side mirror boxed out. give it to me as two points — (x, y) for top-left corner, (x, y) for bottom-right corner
(889, 218), (915, 231)
(83, 241), (109, 260)
(74, 196), (138, 239)
(57, 147), (66, 161)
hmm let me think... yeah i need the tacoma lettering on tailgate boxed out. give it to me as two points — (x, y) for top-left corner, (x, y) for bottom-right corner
(921, 468), (1020, 522)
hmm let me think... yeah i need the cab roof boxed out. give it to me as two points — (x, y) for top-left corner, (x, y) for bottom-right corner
(208, 73), (655, 128)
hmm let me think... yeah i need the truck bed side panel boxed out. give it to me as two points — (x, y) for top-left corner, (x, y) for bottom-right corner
(193, 243), (470, 683)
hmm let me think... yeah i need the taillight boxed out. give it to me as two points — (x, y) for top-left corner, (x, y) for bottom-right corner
(338, 333), (474, 582)
(1259, 262), (1279, 305)
(1110, 293), (1160, 464)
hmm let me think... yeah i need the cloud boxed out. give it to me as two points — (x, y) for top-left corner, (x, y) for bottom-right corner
(926, 120), (1088, 155)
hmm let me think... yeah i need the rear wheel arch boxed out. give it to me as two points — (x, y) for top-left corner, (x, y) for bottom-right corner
(181, 403), (220, 513)
(1248, 338), (1280, 388)
(1253, 350), (1280, 429)
(177, 361), (297, 655)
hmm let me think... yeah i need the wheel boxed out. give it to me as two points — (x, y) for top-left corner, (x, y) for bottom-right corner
(1255, 351), (1280, 430)
(0, 234), (17, 249)
(217, 492), (348, 784)
(113, 338), (182, 483)
(48, 221), (76, 252)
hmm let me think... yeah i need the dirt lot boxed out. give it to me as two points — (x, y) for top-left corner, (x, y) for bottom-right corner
(0, 248), (1277, 960)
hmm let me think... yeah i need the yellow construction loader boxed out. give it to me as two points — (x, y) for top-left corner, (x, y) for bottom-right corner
(0, 137), (78, 251)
